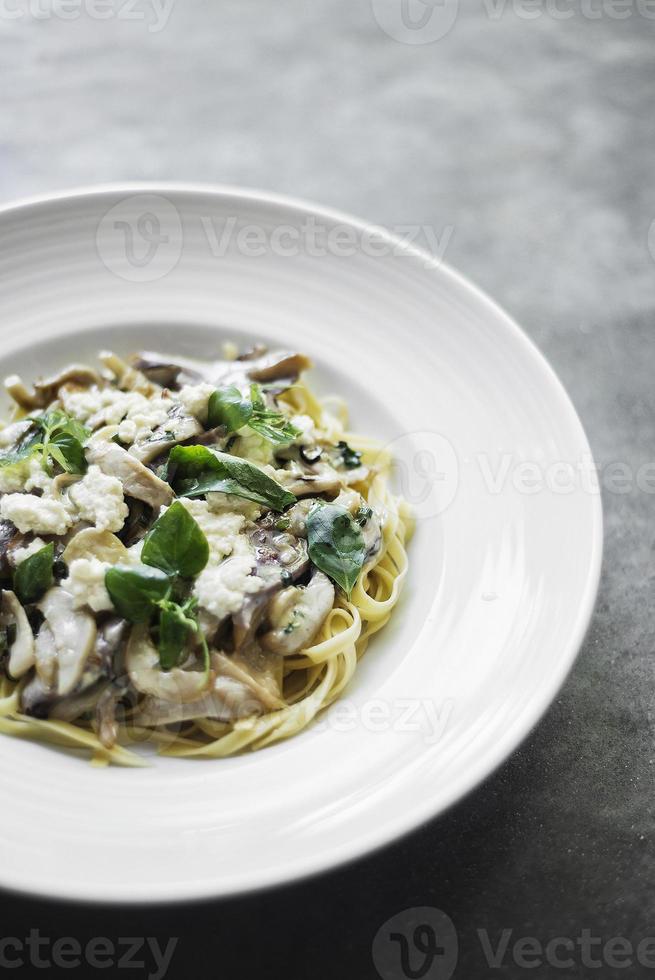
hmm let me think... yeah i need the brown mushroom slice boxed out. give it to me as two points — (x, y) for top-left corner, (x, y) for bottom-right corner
(34, 365), (101, 404)
(132, 674), (267, 728)
(98, 351), (155, 394)
(4, 366), (99, 410)
(126, 625), (211, 703)
(34, 623), (58, 689)
(244, 350), (312, 384)
(0, 520), (22, 576)
(0, 591), (35, 679)
(86, 440), (173, 510)
(232, 523), (309, 648)
(262, 570), (335, 656)
(38, 588), (97, 697)
(62, 528), (128, 565)
(129, 405), (203, 465)
(130, 347), (311, 392)
(278, 462), (343, 498)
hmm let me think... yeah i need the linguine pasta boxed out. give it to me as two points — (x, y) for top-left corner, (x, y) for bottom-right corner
(0, 346), (411, 766)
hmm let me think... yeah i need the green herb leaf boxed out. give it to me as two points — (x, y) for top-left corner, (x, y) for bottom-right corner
(158, 601), (196, 670)
(337, 440), (362, 470)
(141, 501), (209, 578)
(28, 411), (90, 476)
(169, 445), (296, 511)
(105, 564), (171, 623)
(307, 503), (366, 597)
(247, 383), (302, 445)
(206, 386), (253, 432)
(14, 542), (54, 605)
(47, 430), (88, 474)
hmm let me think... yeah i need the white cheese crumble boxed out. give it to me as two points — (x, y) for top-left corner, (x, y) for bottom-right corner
(193, 556), (264, 620)
(11, 536), (46, 566)
(177, 383), (215, 424)
(0, 494), (74, 535)
(0, 420), (31, 448)
(66, 465), (128, 532)
(24, 457), (55, 494)
(206, 492), (262, 521)
(61, 386), (173, 445)
(177, 499), (249, 564)
(63, 557), (113, 612)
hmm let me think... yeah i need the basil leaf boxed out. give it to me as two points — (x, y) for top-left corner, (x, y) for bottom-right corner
(105, 564), (171, 622)
(14, 542), (54, 605)
(307, 503), (366, 597)
(169, 445), (296, 511)
(141, 501), (209, 579)
(207, 386), (253, 432)
(158, 602), (195, 670)
(47, 430), (87, 474)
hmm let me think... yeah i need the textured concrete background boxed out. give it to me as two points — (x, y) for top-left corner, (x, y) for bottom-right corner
(0, 1), (654, 977)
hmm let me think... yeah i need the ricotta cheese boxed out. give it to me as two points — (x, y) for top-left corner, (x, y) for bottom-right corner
(177, 383), (215, 423)
(63, 557), (113, 612)
(193, 556), (264, 621)
(0, 494), (74, 535)
(66, 465), (128, 532)
(11, 536), (47, 566)
(178, 499), (249, 563)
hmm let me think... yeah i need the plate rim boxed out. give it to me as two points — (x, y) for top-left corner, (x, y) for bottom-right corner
(0, 182), (603, 904)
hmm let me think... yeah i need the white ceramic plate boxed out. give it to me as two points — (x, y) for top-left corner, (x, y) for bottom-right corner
(0, 185), (601, 903)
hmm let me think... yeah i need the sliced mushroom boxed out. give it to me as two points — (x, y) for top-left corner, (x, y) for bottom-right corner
(86, 440), (173, 510)
(98, 351), (155, 394)
(129, 404), (202, 464)
(117, 498), (153, 547)
(4, 366), (99, 410)
(126, 624), (211, 703)
(34, 622), (58, 688)
(0, 591), (35, 679)
(62, 528), (128, 565)
(131, 347), (311, 393)
(262, 570), (335, 656)
(39, 587), (97, 696)
(277, 461), (343, 497)
(131, 673), (266, 727)
(232, 521), (309, 648)
(0, 520), (21, 575)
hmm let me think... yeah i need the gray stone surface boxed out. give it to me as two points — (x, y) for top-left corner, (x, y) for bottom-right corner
(0, 2), (653, 977)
